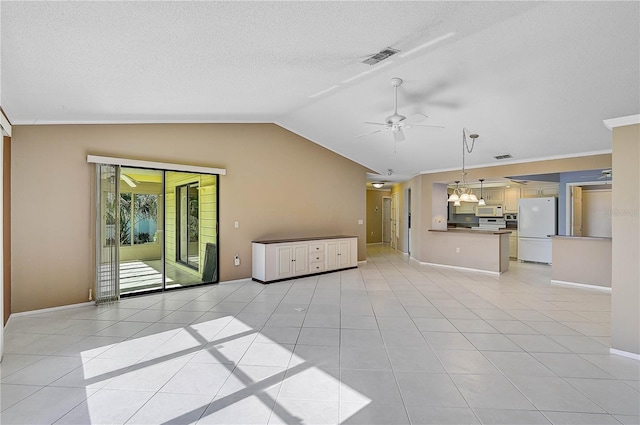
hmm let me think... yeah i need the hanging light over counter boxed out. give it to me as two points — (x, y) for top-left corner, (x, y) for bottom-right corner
(448, 128), (481, 204)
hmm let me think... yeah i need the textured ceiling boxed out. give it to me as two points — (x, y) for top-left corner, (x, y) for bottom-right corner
(1, 2), (638, 183)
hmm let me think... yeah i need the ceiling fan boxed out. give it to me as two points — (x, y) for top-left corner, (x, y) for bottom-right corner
(579, 169), (612, 182)
(356, 77), (443, 144)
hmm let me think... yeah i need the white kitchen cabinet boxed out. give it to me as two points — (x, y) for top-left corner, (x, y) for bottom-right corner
(521, 184), (559, 198)
(252, 236), (358, 283)
(509, 230), (518, 259)
(483, 188), (504, 205)
(455, 203), (476, 214)
(539, 185), (559, 197)
(504, 187), (520, 213)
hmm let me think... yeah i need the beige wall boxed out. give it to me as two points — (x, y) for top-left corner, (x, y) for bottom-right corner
(611, 124), (639, 355)
(11, 124), (368, 313)
(551, 237), (612, 288)
(582, 189), (612, 238)
(365, 189), (390, 243)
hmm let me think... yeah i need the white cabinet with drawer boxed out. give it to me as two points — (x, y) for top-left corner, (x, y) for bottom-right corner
(252, 236), (358, 283)
(308, 246), (326, 273)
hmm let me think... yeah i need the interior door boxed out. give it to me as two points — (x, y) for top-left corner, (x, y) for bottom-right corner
(391, 193), (398, 249)
(571, 186), (583, 236)
(382, 198), (391, 243)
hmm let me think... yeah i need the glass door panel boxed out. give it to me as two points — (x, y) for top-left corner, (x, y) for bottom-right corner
(165, 171), (218, 288)
(118, 167), (164, 295)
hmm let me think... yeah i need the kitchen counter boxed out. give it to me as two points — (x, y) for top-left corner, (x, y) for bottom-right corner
(551, 235), (611, 241)
(425, 229), (510, 273)
(435, 228), (512, 235)
(551, 236), (612, 289)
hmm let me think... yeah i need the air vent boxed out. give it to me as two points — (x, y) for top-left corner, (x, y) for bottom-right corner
(362, 48), (400, 65)
(494, 154), (513, 160)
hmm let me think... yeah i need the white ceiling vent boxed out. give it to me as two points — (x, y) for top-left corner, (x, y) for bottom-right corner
(362, 48), (400, 65)
(494, 154), (513, 160)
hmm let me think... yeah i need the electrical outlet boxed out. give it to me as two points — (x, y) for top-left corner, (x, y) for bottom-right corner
(234, 255), (240, 266)
(455, 247), (461, 253)
(234, 221), (239, 228)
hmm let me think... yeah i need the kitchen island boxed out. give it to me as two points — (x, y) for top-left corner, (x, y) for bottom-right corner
(427, 229), (512, 273)
(551, 236), (612, 290)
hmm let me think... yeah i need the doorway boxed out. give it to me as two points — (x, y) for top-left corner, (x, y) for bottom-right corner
(567, 182), (612, 238)
(405, 188), (411, 255)
(95, 163), (220, 302)
(391, 192), (398, 250)
(382, 197), (391, 244)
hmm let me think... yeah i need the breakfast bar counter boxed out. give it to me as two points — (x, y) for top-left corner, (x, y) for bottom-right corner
(426, 228), (512, 273)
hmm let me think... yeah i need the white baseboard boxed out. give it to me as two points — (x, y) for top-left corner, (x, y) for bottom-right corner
(366, 242), (383, 246)
(357, 260), (367, 265)
(550, 280), (612, 293)
(9, 301), (96, 319)
(9, 279), (256, 319)
(610, 348), (640, 361)
(419, 261), (501, 275)
(220, 278), (253, 285)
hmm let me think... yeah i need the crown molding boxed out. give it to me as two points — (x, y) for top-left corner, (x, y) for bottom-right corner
(603, 114), (640, 130)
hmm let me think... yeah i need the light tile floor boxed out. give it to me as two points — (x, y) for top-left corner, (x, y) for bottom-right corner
(1, 245), (639, 424)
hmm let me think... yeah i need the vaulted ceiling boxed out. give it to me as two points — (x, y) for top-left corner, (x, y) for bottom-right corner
(1, 2), (638, 183)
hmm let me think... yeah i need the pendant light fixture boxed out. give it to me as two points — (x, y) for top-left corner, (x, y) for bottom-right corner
(448, 128), (480, 204)
(478, 178), (486, 206)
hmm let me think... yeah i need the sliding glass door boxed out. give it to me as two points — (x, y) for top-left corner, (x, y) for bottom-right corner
(165, 171), (218, 289)
(95, 164), (219, 300)
(118, 167), (163, 295)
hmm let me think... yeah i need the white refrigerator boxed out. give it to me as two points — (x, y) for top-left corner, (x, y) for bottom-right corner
(518, 197), (557, 264)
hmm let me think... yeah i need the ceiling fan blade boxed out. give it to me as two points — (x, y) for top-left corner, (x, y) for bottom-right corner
(355, 129), (384, 139)
(393, 129), (405, 143)
(411, 124), (445, 128)
(403, 113), (429, 125)
(363, 121), (388, 126)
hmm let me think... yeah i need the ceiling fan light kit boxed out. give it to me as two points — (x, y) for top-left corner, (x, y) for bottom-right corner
(355, 77), (444, 149)
(478, 178), (486, 206)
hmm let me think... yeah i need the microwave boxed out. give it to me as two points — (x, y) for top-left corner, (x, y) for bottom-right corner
(476, 205), (503, 217)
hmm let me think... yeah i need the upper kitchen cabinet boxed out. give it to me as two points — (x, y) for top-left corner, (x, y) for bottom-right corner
(455, 202), (476, 214)
(521, 184), (559, 198)
(504, 187), (521, 213)
(483, 188), (504, 205)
